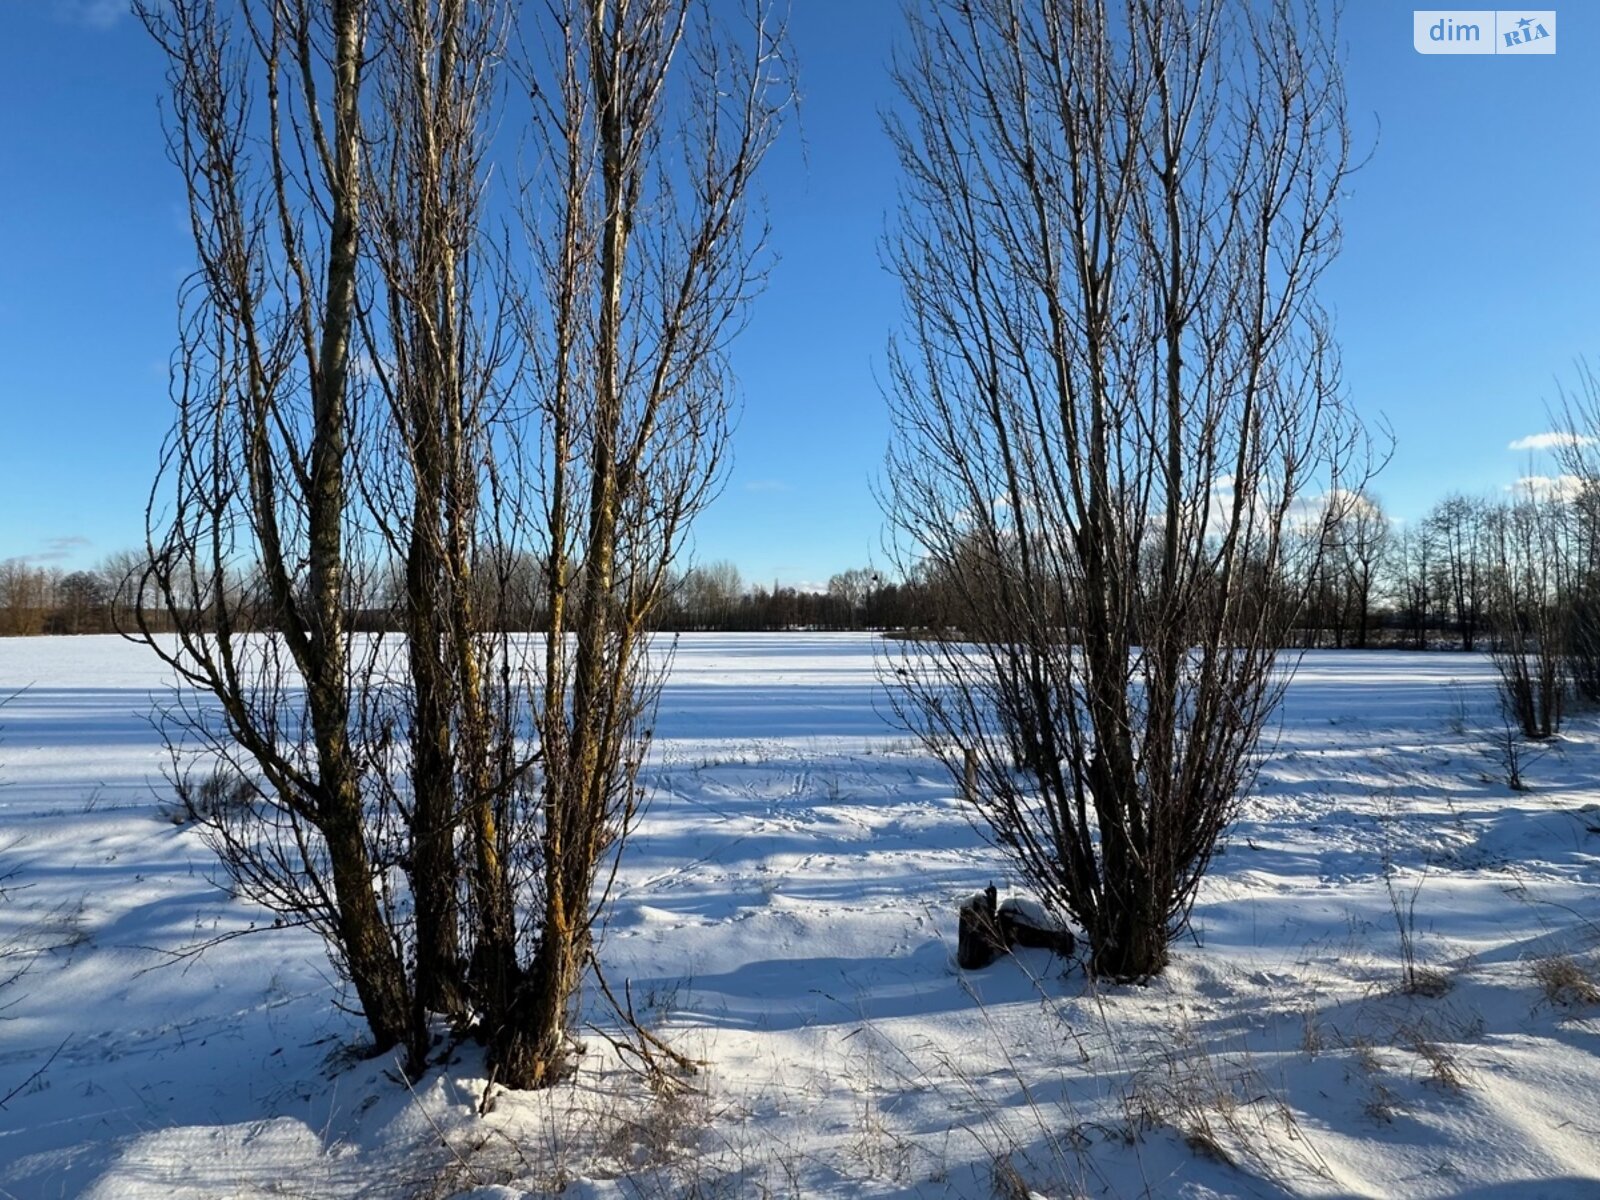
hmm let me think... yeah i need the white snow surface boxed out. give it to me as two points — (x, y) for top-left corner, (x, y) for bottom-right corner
(0, 634), (1598, 1198)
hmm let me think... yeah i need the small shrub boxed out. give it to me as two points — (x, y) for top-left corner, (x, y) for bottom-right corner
(847, 1095), (913, 1182)
(1383, 864), (1448, 997)
(163, 766), (257, 825)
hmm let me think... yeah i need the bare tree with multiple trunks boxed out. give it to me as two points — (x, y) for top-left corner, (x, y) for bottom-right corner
(1484, 492), (1570, 740)
(1427, 494), (1489, 652)
(134, 0), (786, 1090)
(883, 0), (1365, 980)
(500, 0), (788, 1088)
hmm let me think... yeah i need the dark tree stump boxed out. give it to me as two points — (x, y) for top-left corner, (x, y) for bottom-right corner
(957, 888), (1077, 969)
(957, 885), (1006, 969)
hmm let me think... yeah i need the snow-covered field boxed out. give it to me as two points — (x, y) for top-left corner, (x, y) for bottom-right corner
(2, 634), (1599, 1199)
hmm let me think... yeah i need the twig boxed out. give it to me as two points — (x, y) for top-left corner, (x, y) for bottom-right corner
(0, 1034), (69, 1111)
(588, 951), (703, 1090)
(126, 917), (312, 979)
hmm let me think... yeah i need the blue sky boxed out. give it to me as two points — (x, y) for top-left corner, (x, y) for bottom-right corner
(1, 2), (1596, 586)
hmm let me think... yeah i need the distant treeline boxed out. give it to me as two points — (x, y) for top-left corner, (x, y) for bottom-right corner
(0, 552), (146, 636)
(0, 556), (916, 637)
(3, 487), (1593, 648)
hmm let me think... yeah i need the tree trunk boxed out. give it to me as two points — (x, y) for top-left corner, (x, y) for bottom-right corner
(408, 515), (467, 1019)
(491, 891), (584, 1089)
(322, 794), (419, 1061)
(1089, 884), (1170, 981)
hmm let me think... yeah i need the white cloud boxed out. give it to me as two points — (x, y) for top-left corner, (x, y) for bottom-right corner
(1319, 487), (1385, 522)
(1208, 484), (1385, 540)
(1284, 489), (1345, 534)
(1507, 474), (1585, 503)
(1507, 431), (1595, 452)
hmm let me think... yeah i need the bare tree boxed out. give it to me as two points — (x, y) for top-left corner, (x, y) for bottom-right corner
(1425, 494), (1488, 652)
(133, 0), (422, 1064)
(827, 567), (875, 629)
(134, 0), (785, 1091)
(884, 0), (1362, 980)
(1297, 508), (1345, 648)
(103, 548), (161, 632)
(1338, 491), (1390, 649)
(1485, 491), (1571, 740)
(52, 571), (109, 634)
(354, 0), (522, 1035)
(1393, 522), (1435, 651)
(1564, 482), (1600, 704)
(0, 562), (56, 637)
(674, 560), (744, 628)
(1551, 363), (1600, 703)
(494, 0), (789, 1089)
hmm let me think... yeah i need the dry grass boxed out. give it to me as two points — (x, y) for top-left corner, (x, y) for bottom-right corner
(1530, 954), (1600, 1007)
(1345, 1036), (1402, 1123)
(1300, 1008), (1324, 1057)
(1402, 967), (1452, 999)
(163, 763), (257, 826)
(1405, 1035), (1467, 1093)
(844, 1093), (914, 1183)
(599, 1079), (716, 1172)
(989, 1154), (1034, 1200)
(1114, 993), (1334, 1190)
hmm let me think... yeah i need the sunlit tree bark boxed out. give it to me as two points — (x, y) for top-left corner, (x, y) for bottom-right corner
(486, 0), (789, 1089)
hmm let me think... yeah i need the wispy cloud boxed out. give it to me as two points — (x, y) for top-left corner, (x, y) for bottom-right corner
(1507, 431), (1595, 452)
(56, 0), (131, 30)
(742, 478), (792, 494)
(755, 569), (828, 594)
(10, 535), (94, 565)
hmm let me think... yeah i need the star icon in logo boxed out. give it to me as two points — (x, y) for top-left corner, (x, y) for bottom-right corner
(1517, 16), (1534, 29)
